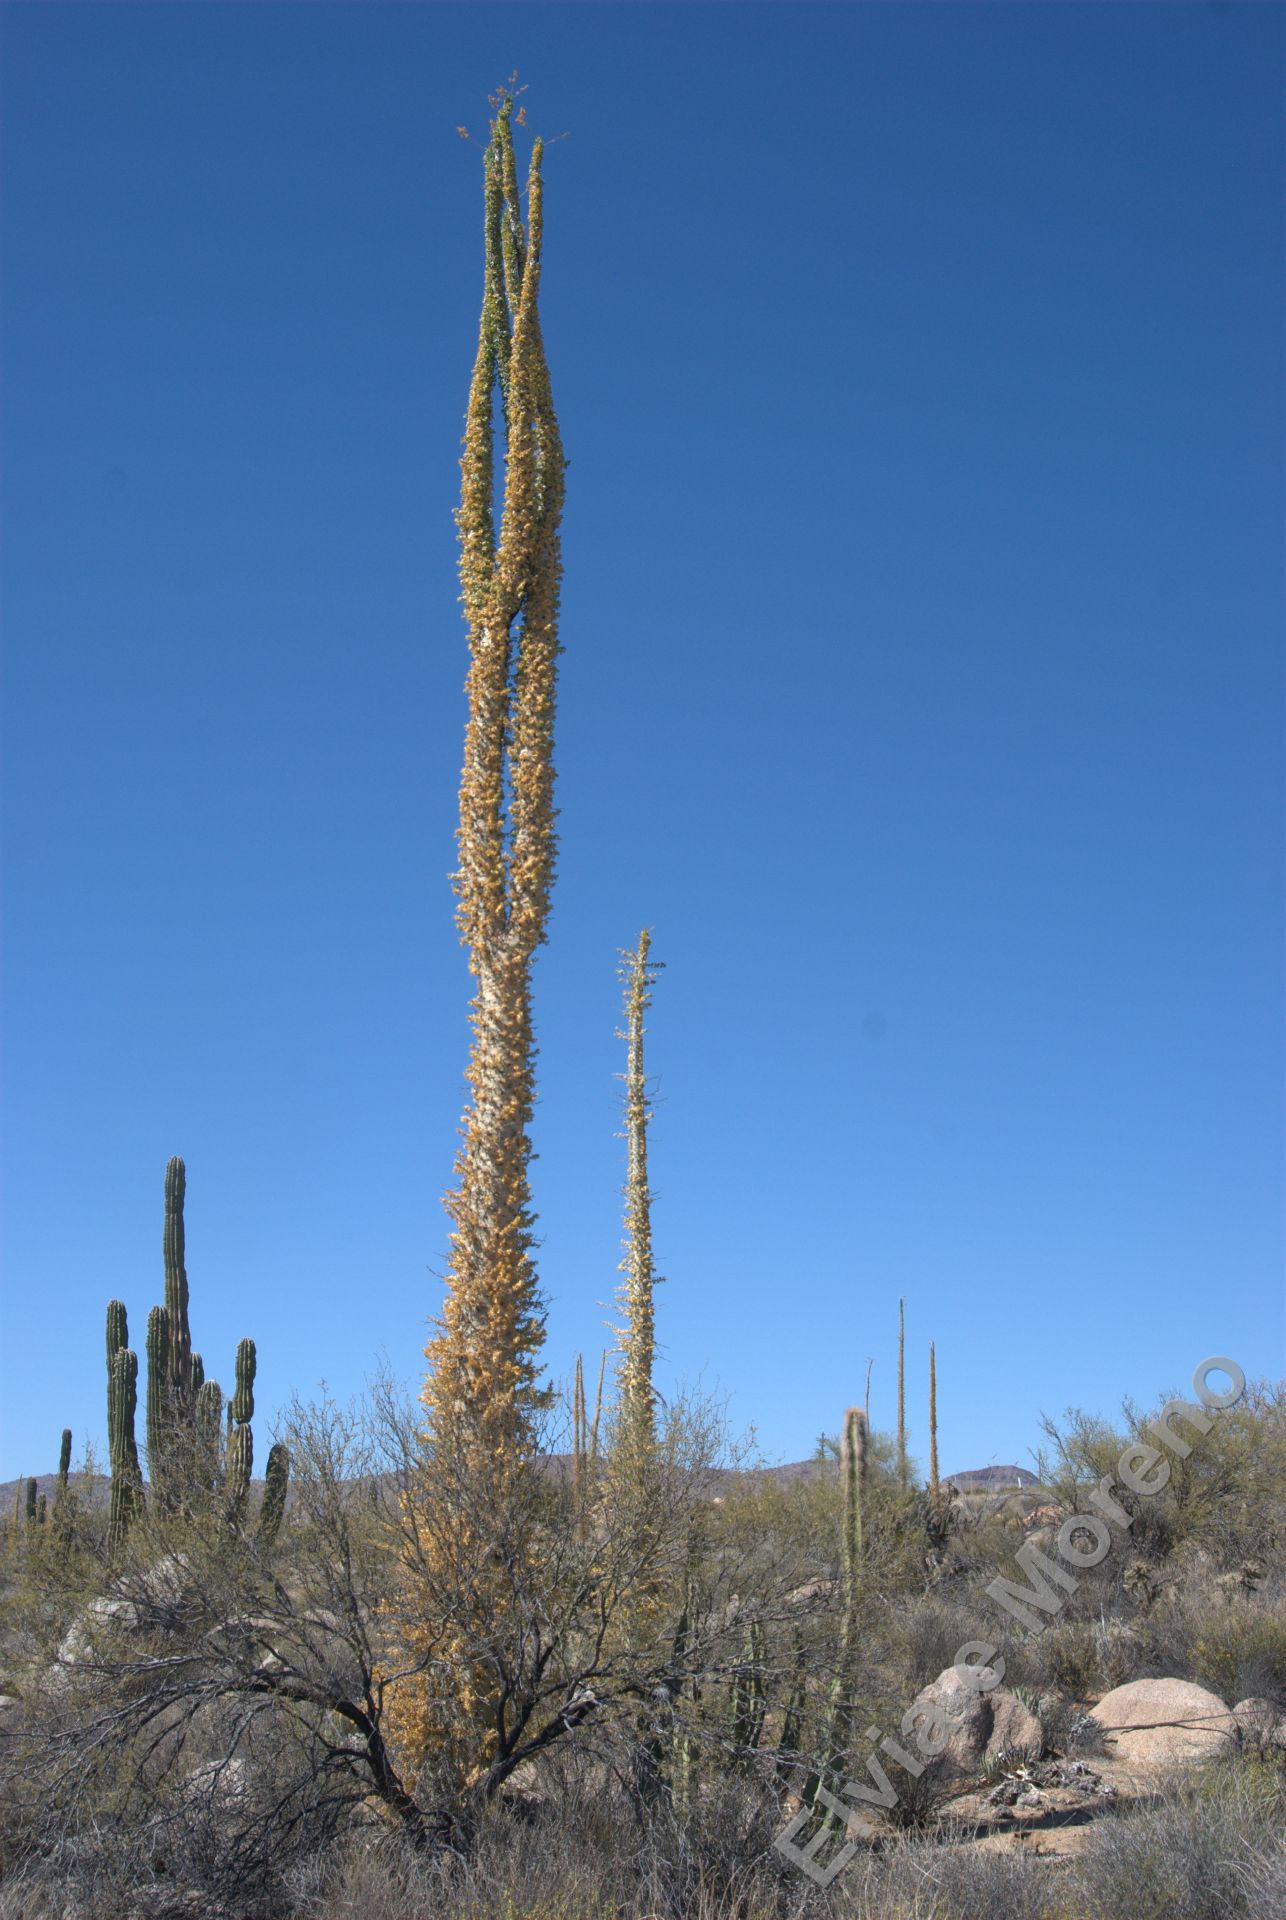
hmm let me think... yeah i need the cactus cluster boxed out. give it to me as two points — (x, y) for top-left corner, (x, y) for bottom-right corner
(102, 1158), (286, 1554)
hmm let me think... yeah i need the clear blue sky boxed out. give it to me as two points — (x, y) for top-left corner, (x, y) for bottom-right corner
(2, 3), (1281, 1485)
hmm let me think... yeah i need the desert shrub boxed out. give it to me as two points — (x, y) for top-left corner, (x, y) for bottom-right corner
(1036, 1383), (1286, 1579)
(895, 1598), (990, 1692)
(1189, 1606), (1286, 1708)
(1092, 1618), (1147, 1691)
(1037, 1693), (1108, 1757)
(1025, 1620), (1099, 1699)
(1069, 1757), (1285, 1920)
(839, 1826), (1057, 1920)
(296, 1792), (810, 1920)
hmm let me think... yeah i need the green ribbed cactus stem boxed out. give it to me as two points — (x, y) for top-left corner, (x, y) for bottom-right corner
(37, 1493), (47, 1525)
(230, 1338), (256, 1427)
(191, 1352), (204, 1394)
(53, 1427), (72, 1533)
(162, 1158), (192, 1401)
(840, 1405), (867, 1605)
(812, 1406), (868, 1819)
(258, 1441), (289, 1547)
(145, 1304), (169, 1492)
(196, 1378), (223, 1442)
(227, 1422), (252, 1516)
(107, 1346), (141, 1555)
(106, 1300), (128, 1373)
(196, 1380), (224, 1493)
(24, 1478), (37, 1525)
(226, 1338), (255, 1518)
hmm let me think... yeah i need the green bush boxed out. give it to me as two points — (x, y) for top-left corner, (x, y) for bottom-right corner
(1190, 1606), (1286, 1707)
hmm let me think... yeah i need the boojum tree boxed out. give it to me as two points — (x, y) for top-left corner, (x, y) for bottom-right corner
(613, 929), (664, 1474)
(390, 93), (566, 1786)
(422, 92), (566, 1474)
(897, 1295), (908, 1489)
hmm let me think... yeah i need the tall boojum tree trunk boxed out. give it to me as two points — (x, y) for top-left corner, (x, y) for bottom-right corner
(614, 929), (663, 1472)
(421, 93), (566, 1476)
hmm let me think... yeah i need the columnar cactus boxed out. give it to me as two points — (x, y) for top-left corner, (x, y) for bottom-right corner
(106, 1299), (128, 1373)
(162, 1156), (193, 1406)
(227, 1426), (252, 1515)
(53, 1427), (72, 1533)
(107, 1302), (143, 1489)
(145, 1304), (169, 1478)
(107, 1345), (142, 1554)
(226, 1338), (255, 1513)
(230, 1337), (255, 1428)
(24, 1478), (37, 1525)
(841, 1404), (867, 1592)
(258, 1441), (289, 1548)
(102, 1165), (271, 1533)
(812, 1406), (868, 1814)
(195, 1379), (224, 1494)
(196, 1378), (224, 1445)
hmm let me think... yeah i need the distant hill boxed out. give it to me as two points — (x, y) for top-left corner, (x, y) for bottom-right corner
(944, 1464), (1039, 1490)
(1, 1457), (1041, 1516)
